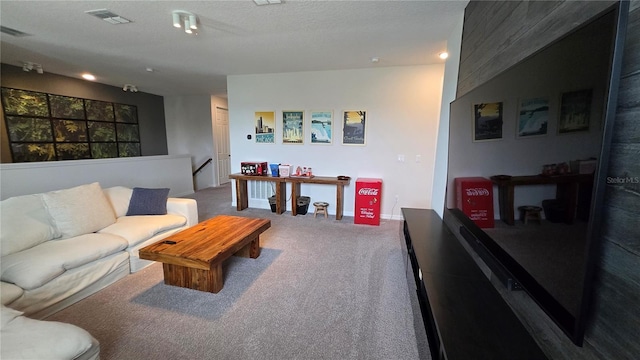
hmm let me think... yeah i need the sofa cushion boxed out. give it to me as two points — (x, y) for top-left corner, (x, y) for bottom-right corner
(0, 194), (59, 257)
(98, 215), (187, 247)
(1, 305), (95, 360)
(42, 182), (116, 238)
(126, 187), (170, 216)
(1, 304), (23, 327)
(1, 282), (24, 306)
(1, 233), (128, 290)
(103, 186), (133, 218)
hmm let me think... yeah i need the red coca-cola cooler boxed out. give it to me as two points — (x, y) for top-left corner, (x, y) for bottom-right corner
(355, 178), (382, 225)
(455, 177), (494, 228)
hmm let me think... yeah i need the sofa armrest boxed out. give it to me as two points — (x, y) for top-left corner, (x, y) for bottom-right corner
(166, 198), (198, 227)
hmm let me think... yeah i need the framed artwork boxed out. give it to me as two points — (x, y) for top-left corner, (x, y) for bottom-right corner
(1, 87), (140, 162)
(558, 89), (592, 134)
(282, 110), (304, 144)
(310, 111), (333, 144)
(473, 102), (503, 141)
(517, 97), (549, 138)
(342, 110), (366, 145)
(255, 111), (275, 143)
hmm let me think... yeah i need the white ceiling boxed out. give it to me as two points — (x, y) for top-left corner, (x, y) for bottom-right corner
(0, 0), (468, 98)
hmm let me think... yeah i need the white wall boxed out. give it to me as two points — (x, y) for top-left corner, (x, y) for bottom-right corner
(227, 66), (444, 219)
(164, 95), (228, 190)
(432, 15), (465, 218)
(0, 155), (194, 200)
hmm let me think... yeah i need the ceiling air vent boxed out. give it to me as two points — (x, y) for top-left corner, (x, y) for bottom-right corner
(0, 26), (32, 37)
(85, 9), (132, 24)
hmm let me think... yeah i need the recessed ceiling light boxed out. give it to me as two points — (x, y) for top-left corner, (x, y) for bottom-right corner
(82, 73), (96, 81)
(439, 52), (449, 60)
(371, 57), (380, 63)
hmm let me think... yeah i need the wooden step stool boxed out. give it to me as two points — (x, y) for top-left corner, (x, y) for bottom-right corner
(313, 202), (329, 218)
(518, 205), (542, 224)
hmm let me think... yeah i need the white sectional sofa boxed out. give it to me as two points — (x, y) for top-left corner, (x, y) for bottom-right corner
(1, 304), (100, 360)
(0, 182), (198, 359)
(0, 182), (198, 318)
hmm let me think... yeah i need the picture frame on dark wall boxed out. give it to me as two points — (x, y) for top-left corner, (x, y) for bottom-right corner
(255, 111), (275, 144)
(472, 102), (503, 142)
(517, 97), (549, 138)
(310, 110), (333, 144)
(342, 110), (366, 145)
(282, 110), (304, 144)
(558, 89), (592, 134)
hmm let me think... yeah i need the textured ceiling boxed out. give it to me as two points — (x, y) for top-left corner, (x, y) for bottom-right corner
(0, 1), (468, 97)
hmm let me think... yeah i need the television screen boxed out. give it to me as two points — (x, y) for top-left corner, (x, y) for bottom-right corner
(444, 4), (625, 346)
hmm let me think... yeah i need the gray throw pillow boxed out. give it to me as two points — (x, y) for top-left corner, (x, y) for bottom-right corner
(126, 187), (170, 216)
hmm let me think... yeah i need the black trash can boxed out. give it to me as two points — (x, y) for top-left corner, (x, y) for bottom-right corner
(297, 196), (311, 215)
(268, 195), (277, 212)
(542, 199), (565, 223)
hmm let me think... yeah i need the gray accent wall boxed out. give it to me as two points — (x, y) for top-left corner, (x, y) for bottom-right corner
(457, 1), (617, 98)
(0, 64), (168, 161)
(458, 1), (639, 359)
(591, 1), (640, 358)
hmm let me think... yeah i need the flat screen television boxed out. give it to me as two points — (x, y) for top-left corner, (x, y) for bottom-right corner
(443, 2), (628, 346)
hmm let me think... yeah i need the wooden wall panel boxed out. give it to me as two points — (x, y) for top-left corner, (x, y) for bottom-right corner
(457, 1), (639, 358)
(458, 1), (616, 97)
(590, 3), (640, 358)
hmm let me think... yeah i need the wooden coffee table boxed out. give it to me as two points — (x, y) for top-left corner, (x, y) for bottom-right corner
(139, 215), (271, 293)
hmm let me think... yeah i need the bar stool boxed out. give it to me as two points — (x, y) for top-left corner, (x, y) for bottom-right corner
(313, 202), (329, 218)
(518, 205), (542, 224)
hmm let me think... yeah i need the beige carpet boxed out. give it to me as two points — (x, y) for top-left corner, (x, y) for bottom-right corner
(46, 184), (429, 360)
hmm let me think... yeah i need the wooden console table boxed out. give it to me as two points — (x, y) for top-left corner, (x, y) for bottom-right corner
(287, 176), (350, 220)
(229, 173), (351, 220)
(229, 174), (286, 214)
(490, 174), (593, 225)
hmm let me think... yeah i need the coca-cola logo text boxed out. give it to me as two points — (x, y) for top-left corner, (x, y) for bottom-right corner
(358, 188), (379, 196)
(465, 188), (490, 196)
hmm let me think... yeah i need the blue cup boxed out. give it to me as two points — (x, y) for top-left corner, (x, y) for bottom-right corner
(270, 164), (279, 177)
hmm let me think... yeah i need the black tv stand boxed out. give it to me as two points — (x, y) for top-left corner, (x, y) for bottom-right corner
(401, 208), (547, 360)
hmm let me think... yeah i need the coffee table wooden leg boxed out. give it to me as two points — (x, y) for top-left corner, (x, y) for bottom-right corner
(234, 236), (261, 258)
(162, 263), (224, 293)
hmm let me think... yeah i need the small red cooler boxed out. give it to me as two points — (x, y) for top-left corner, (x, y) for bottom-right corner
(455, 177), (494, 228)
(355, 178), (382, 225)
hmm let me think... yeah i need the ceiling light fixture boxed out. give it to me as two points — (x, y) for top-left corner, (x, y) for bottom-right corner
(172, 13), (181, 28)
(22, 61), (43, 74)
(439, 52), (449, 60)
(123, 84), (138, 92)
(82, 73), (96, 81)
(172, 11), (198, 34)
